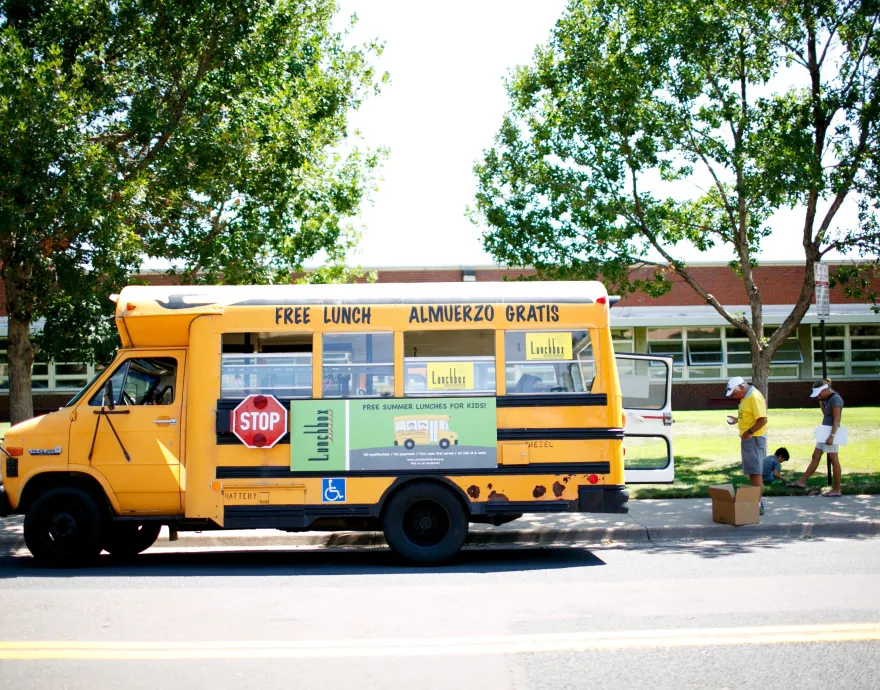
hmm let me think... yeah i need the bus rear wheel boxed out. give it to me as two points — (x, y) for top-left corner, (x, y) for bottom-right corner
(404, 439), (415, 450)
(103, 522), (162, 558)
(23, 487), (104, 568)
(383, 482), (468, 564)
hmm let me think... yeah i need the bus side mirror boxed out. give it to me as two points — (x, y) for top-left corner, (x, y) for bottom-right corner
(104, 380), (115, 410)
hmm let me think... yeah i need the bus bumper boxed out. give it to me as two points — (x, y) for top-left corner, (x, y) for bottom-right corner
(577, 485), (629, 514)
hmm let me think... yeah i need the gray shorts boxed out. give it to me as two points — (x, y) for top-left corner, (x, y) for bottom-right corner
(815, 442), (840, 454)
(741, 435), (767, 476)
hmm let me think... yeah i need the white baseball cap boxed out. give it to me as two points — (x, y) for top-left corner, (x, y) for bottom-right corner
(725, 376), (746, 396)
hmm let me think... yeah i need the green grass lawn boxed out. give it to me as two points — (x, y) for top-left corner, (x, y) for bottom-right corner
(2, 408), (876, 499)
(630, 407), (880, 499)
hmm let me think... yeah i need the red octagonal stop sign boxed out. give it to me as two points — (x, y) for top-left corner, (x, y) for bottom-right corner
(231, 394), (288, 448)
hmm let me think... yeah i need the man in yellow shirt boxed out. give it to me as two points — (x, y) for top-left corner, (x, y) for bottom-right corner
(725, 376), (769, 514)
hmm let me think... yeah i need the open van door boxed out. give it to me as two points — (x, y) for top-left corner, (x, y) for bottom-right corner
(616, 354), (674, 483)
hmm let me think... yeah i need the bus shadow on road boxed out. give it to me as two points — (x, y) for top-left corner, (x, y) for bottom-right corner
(0, 545), (606, 578)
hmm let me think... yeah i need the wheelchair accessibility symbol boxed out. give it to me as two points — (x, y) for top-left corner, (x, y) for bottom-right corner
(322, 478), (346, 503)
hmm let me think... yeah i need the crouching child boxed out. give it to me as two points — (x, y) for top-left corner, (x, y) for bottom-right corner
(762, 447), (790, 485)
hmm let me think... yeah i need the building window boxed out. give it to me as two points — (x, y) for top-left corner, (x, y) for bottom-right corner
(811, 325), (847, 377)
(644, 326), (805, 382)
(611, 328), (634, 353)
(53, 362), (90, 390)
(0, 337), (102, 393)
(647, 328), (684, 379)
(849, 325), (880, 375)
(764, 327), (803, 378)
(724, 327), (802, 381)
(685, 327), (723, 379)
(323, 333), (394, 398)
(811, 324), (880, 378)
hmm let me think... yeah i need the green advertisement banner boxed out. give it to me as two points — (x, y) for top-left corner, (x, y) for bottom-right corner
(290, 397), (498, 472)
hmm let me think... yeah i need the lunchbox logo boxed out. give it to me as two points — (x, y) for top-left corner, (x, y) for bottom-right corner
(303, 409), (334, 462)
(426, 362), (474, 391)
(525, 333), (572, 361)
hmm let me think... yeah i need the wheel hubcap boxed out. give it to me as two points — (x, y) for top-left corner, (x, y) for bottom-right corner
(403, 500), (450, 547)
(49, 512), (77, 539)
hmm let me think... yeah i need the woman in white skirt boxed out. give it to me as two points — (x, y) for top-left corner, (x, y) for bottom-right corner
(788, 379), (844, 497)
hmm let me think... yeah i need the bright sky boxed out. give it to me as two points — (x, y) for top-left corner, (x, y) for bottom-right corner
(337, 0), (856, 269)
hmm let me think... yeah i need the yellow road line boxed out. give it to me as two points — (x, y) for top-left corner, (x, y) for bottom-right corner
(1, 623), (878, 660)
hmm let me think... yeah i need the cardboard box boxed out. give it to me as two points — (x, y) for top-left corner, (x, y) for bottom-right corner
(708, 484), (762, 526)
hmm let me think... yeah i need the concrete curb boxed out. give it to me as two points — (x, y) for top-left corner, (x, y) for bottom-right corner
(644, 521), (880, 541)
(145, 520), (880, 549)
(2, 520), (879, 555)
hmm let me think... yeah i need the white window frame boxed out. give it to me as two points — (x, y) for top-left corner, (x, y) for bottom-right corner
(811, 324), (880, 379)
(0, 338), (101, 393)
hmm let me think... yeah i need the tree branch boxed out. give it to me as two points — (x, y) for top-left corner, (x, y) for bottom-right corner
(835, 15), (879, 112)
(682, 124), (738, 236)
(124, 26), (221, 180)
(817, 0), (861, 68)
(624, 151), (751, 335)
(815, 106), (874, 247)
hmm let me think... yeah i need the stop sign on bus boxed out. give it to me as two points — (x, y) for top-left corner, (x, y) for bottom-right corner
(232, 394), (288, 448)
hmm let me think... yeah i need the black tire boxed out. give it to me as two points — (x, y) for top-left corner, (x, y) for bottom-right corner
(439, 439), (450, 449)
(103, 522), (162, 558)
(404, 439), (415, 450)
(23, 486), (104, 568)
(382, 482), (468, 564)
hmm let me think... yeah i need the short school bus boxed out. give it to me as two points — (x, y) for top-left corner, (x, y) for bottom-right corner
(0, 282), (674, 565)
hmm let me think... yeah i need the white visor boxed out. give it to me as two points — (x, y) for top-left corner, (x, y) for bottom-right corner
(810, 384), (829, 398)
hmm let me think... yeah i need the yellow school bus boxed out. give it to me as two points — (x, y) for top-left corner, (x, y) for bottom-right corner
(0, 282), (674, 565)
(393, 415), (458, 449)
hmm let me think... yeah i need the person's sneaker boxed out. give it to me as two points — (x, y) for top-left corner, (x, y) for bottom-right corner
(759, 501), (765, 516)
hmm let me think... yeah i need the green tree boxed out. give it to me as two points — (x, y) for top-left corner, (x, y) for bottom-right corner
(1, 0), (385, 423)
(472, 0), (880, 398)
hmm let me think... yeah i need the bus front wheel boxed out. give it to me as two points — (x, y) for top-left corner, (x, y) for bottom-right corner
(383, 482), (468, 564)
(103, 522), (162, 558)
(439, 439), (450, 449)
(23, 486), (104, 568)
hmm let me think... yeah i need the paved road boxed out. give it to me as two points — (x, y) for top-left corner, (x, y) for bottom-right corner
(1, 538), (878, 689)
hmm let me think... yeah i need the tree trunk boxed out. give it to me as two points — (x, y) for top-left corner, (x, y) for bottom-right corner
(7, 313), (35, 425)
(751, 347), (771, 407)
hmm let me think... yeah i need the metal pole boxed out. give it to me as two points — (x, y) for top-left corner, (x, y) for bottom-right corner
(820, 319), (831, 485)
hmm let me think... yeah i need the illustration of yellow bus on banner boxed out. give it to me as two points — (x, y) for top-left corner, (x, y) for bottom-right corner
(393, 415), (459, 449)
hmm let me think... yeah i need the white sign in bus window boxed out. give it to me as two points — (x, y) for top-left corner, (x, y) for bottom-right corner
(426, 361), (475, 391)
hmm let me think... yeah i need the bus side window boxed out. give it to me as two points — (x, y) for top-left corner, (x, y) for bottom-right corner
(323, 333), (394, 398)
(403, 329), (496, 396)
(504, 331), (596, 394)
(220, 332), (312, 399)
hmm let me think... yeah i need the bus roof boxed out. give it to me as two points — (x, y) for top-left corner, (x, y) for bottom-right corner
(113, 281), (610, 347)
(115, 281), (607, 312)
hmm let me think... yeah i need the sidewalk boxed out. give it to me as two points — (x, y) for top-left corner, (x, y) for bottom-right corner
(2, 495), (879, 556)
